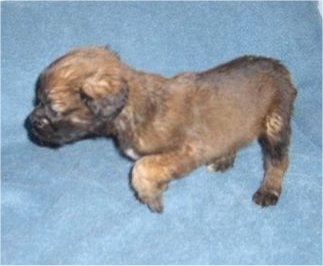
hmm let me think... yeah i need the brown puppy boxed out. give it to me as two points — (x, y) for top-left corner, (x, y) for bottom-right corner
(28, 47), (297, 213)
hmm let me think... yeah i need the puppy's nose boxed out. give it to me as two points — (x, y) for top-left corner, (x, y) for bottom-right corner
(29, 115), (50, 129)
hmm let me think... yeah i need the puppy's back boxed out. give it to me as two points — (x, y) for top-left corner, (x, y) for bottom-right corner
(161, 56), (296, 158)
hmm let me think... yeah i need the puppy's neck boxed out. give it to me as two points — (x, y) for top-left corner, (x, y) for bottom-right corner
(113, 67), (166, 134)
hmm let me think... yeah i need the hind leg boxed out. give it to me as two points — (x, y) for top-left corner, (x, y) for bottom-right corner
(253, 112), (291, 207)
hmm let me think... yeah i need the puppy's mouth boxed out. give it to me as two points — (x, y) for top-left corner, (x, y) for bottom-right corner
(28, 118), (66, 147)
(27, 113), (85, 147)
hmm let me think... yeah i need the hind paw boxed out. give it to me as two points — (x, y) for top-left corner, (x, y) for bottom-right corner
(252, 188), (280, 207)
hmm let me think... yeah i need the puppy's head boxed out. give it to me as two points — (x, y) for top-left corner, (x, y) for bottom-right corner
(27, 47), (128, 146)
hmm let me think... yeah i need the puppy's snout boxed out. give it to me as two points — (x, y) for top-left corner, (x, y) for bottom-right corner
(31, 116), (49, 129)
(28, 112), (50, 131)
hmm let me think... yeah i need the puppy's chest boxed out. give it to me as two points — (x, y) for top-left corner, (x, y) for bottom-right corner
(115, 119), (170, 160)
(123, 147), (141, 160)
(118, 129), (161, 159)
(117, 131), (154, 160)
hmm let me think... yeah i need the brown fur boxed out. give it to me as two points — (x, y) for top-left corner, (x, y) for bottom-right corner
(28, 47), (297, 212)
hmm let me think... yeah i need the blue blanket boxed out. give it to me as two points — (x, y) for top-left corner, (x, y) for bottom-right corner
(2, 1), (322, 264)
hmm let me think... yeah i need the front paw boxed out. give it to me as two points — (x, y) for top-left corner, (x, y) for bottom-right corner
(137, 193), (164, 213)
(131, 160), (166, 213)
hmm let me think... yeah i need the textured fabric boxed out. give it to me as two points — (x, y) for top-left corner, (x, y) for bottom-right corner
(1, 1), (322, 264)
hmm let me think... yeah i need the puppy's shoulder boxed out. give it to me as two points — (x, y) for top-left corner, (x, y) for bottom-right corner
(164, 72), (198, 90)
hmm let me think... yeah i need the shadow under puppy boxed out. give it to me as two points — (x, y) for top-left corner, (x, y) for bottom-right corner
(28, 47), (297, 213)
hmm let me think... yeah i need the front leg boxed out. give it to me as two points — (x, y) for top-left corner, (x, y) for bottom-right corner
(131, 144), (203, 213)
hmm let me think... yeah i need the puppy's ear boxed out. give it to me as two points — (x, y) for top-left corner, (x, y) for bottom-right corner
(80, 79), (128, 119)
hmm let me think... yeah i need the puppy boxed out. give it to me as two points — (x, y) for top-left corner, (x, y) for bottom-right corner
(28, 47), (297, 213)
